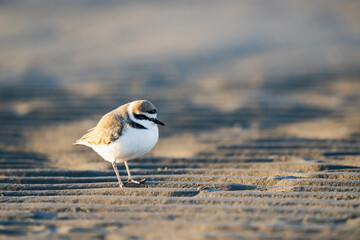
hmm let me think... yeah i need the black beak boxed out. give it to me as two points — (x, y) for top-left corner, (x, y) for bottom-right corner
(153, 118), (165, 126)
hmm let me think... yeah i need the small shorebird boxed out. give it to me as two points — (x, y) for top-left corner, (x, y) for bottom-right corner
(74, 100), (165, 188)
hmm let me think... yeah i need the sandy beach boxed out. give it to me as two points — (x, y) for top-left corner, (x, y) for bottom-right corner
(1, 1), (360, 239)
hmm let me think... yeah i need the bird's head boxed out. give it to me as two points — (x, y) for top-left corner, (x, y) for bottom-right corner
(129, 100), (165, 126)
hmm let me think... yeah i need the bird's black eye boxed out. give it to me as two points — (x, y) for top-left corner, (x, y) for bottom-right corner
(147, 109), (157, 114)
(134, 114), (149, 120)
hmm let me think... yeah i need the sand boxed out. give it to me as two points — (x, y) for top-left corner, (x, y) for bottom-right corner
(0, 75), (359, 240)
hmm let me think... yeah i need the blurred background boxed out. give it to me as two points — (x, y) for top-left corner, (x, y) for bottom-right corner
(0, 0), (359, 169)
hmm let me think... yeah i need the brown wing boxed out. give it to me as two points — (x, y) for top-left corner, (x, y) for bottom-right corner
(76, 112), (127, 145)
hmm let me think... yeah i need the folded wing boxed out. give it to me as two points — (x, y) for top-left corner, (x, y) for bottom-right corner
(75, 112), (126, 146)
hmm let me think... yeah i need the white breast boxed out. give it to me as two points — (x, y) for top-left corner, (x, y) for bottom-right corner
(91, 125), (159, 163)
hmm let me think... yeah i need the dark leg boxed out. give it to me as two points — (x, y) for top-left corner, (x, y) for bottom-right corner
(124, 161), (141, 184)
(112, 161), (124, 188)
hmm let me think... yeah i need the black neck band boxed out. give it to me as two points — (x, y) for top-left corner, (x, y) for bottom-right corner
(129, 119), (147, 129)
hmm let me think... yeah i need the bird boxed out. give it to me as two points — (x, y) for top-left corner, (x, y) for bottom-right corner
(74, 100), (165, 188)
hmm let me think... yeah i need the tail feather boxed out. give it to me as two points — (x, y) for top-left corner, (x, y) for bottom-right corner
(74, 127), (95, 147)
(73, 141), (91, 147)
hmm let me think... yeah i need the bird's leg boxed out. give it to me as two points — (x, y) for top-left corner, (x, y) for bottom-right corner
(124, 161), (142, 184)
(112, 161), (124, 188)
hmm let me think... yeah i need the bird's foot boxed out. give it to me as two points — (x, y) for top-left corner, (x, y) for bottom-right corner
(125, 178), (146, 185)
